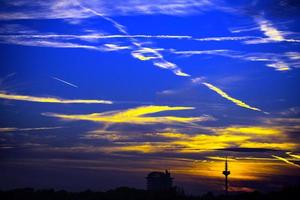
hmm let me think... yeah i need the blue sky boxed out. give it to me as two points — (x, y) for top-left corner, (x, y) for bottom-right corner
(0, 0), (300, 194)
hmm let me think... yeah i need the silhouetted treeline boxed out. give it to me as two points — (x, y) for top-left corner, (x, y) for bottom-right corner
(0, 185), (299, 200)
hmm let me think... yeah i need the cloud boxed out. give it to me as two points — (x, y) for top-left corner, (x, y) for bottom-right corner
(0, 37), (100, 50)
(0, 0), (235, 21)
(0, 91), (112, 104)
(103, 44), (131, 51)
(201, 82), (263, 112)
(0, 34), (137, 52)
(79, 0), (217, 16)
(172, 49), (230, 56)
(3, 31), (297, 74)
(0, 0), (92, 20)
(220, 126), (281, 136)
(44, 105), (210, 125)
(100, 125), (297, 154)
(51, 76), (78, 88)
(244, 37), (300, 44)
(217, 147), (279, 152)
(0, 126), (63, 133)
(229, 25), (259, 33)
(266, 61), (290, 71)
(156, 89), (179, 96)
(153, 60), (190, 76)
(286, 52), (300, 60)
(195, 36), (258, 42)
(206, 156), (237, 161)
(242, 17), (300, 44)
(131, 47), (163, 61)
(92, 123), (298, 155)
(256, 17), (285, 42)
(0, 33), (264, 43)
(170, 48), (300, 71)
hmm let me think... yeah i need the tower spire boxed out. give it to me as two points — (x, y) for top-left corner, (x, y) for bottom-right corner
(222, 157), (230, 195)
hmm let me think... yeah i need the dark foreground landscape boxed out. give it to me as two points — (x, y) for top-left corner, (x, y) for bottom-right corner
(1, 186), (299, 200)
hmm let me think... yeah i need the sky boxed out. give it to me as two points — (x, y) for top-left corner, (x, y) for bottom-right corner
(0, 0), (300, 195)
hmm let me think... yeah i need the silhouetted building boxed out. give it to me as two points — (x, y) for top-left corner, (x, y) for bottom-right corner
(146, 170), (173, 191)
(222, 157), (230, 194)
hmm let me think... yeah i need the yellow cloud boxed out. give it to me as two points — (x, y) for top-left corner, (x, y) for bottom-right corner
(172, 134), (250, 153)
(241, 142), (297, 150)
(101, 124), (297, 154)
(222, 126), (281, 135)
(102, 143), (161, 154)
(257, 18), (284, 41)
(272, 155), (300, 168)
(0, 91), (112, 104)
(44, 105), (208, 125)
(202, 82), (262, 112)
(159, 132), (188, 138)
(206, 156), (236, 161)
(286, 152), (300, 159)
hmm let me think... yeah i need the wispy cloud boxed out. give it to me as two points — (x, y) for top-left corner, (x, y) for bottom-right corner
(0, 33), (263, 42)
(78, 0), (217, 16)
(51, 76), (78, 88)
(0, 0), (236, 21)
(0, 37), (100, 50)
(256, 17), (285, 42)
(242, 17), (300, 44)
(229, 25), (259, 33)
(0, 0), (92, 20)
(171, 48), (300, 71)
(44, 105), (210, 125)
(0, 126), (63, 133)
(171, 49), (230, 56)
(195, 36), (258, 42)
(103, 43), (131, 51)
(0, 73), (16, 85)
(80, 5), (190, 77)
(0, 91), (112, 104)
(4, 32), (296, 73)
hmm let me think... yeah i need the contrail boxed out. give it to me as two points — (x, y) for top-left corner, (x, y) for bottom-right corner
(52, 76), (78, 88)
(272, 155), (300, 168)
(286, 152), (300, 159)
(202, 82), (262, 112)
